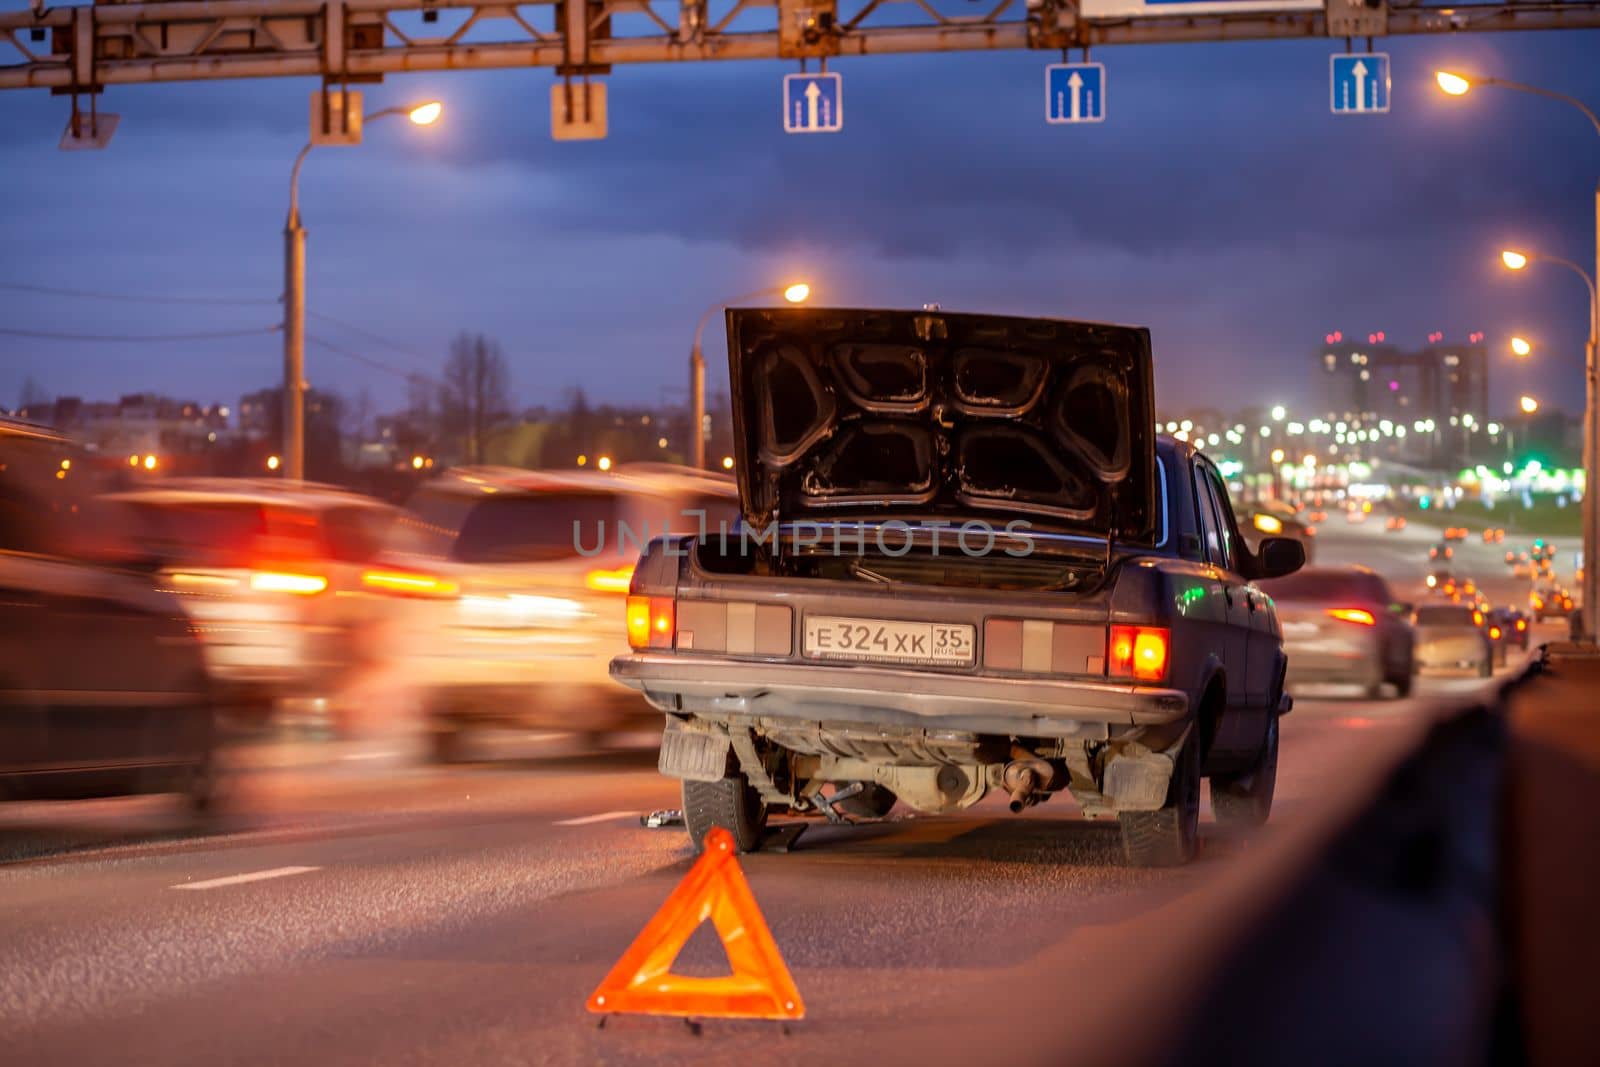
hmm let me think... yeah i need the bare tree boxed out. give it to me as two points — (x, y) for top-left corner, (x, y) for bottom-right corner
(17, 376), (51, 414)
(440, 333), (513, 464)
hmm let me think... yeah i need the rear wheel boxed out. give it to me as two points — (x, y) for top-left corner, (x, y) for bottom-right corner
(1389, 670), (1413, 699)
(683, 773), (768, 853)
(1117, 730), (1201, 867)
(1210, 715), (1279, 829)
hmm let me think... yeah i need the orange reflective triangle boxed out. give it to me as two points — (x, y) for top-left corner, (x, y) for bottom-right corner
(587, 826), (805, 1020)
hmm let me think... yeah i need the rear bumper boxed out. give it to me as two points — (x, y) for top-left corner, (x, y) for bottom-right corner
(609, 653), (1191, 738)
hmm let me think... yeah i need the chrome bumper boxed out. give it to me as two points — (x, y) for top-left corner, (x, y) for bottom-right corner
(609, 653), (1191, 737)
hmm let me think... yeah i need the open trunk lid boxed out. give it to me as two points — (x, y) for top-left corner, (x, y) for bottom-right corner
(726, 307), (1157, 545)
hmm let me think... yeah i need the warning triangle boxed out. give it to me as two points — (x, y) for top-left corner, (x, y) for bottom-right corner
(587, 826), (805, 1020)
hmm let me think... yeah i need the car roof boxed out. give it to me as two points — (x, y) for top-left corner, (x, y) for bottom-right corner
(106, 478), (392, 511)
(421, 463), (738, 499)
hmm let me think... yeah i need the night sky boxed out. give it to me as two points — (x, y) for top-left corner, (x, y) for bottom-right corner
(2, 23), (1597, 422)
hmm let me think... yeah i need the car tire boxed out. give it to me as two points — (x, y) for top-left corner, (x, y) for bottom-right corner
(1210, 715), (1279, 830)
(683, 774), (768, 853)
(1390, 669), (1414, 699)
(835, 783), (897, 820)
(1118, 730), (1201, 867)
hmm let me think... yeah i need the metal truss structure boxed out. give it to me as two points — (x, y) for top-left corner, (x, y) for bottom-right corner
(0, 0), (1597, 94)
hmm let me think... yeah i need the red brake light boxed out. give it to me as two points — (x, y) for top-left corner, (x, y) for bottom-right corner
(627, 595), (675, 650)
(361, 569), (459, 598)
(1489, 625), (1503, 640)
(1473, 610), (1484, 626)
(1326, 608), (1376, 626)
(585, 564), (635, 593)
(249, 570), (328, 595)
(1516, 619), (1527, 631)
(1109, 625), (1169, 683)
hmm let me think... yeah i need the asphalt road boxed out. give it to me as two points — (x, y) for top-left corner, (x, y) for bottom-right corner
(0, 523), (1557, 1066)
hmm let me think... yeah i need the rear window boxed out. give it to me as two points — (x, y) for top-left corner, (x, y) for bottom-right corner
(1415, 605), (1476, 626)
(398, 490), (626, 564)
(1259, 569), (1388, 603)
(129, 502), (325, 568)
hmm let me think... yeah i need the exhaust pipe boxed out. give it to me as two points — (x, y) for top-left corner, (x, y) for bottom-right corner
(1006, 767), (1038, 813)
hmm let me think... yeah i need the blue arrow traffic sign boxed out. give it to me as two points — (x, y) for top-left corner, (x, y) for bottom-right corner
(1330, 53), (1390, 115)
(783, 73), (843, 134)
(1045, 63), (1105, 124)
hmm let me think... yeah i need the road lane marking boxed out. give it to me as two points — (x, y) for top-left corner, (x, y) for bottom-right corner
(170, 866), (320, 890)
(554, 810), (638, 827)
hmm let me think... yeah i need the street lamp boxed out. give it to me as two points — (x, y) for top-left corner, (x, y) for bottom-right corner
(1520, 395), (1541, 414)
(1441, 72), (1598, 641)
(688, 282), (811, 469)
(1510, 336), (1533, 358)
(282, 99), (443, 482)
(1499, 245), (1599, 636)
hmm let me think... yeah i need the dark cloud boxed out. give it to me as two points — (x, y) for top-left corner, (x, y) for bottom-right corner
(0, 26), (1596, 417)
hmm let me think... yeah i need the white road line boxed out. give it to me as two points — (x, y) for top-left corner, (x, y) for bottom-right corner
(170, 866), (320, 891)
(553, 810), (638, 827)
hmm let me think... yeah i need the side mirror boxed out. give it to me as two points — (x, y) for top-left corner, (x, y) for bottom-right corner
(1254, 536), (1305, 580)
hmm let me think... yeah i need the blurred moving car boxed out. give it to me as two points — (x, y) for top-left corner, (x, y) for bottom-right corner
(1428, 542), (1453, 562)
(1260, 565), (1415, 699)
(1412, 603), (1492, 679)
(1443, 526), (1469, 542)
(0, 420), (220, 808)
(1530, 584), (1574, 622)
(1487, 607), (1530, 661)
(379, 464), (739, 761)
(1482, 527), (1506, 544)
(1384, 515), (1406, 532)
(1242, 500), (1315, 565)
(110, 480), (402, 725)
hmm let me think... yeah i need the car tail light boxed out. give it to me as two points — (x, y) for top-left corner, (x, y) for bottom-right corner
(250, 570), (328, 595)
(1516, 619), (1527, 632)
(1108, 625), (1169, 683)
(1489, 625), (1503, 640)
(1473, 610), (1484, 626)
(626, 595), (674, 650)
(585, 564), (635, 593)
(1326, 607), (1376, 626)
(361, 569), (460, 598)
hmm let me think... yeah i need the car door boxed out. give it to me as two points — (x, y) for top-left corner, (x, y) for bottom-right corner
(1191, 463), (1251, 710)
(1205, 464), (1276, 710)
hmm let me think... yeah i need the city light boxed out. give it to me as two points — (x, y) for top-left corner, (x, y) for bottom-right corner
(412, 455), (425, 469)
(1520, 395), (1540, 414)
(657, 436), (669, 448)
(1501, 250), (1529, 271)
(1510, 336), (1532, 357)
(142, 454), (157, 471)
(1270, 405), (1286, 421)
(722, 456), (735, 470)
(783, 283), (811, 304)
(406, 101), (444, 126)
(576, 454), (588, 466)
(266, 455), (281, 471)
(597, 455), (613, 471)
(1434, 71), (1472, 96)
(1270, 448), (1286, 464)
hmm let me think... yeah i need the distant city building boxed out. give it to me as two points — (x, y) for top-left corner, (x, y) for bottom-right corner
(16, 393), (230, 459)
(1311, 339), (1489, 465)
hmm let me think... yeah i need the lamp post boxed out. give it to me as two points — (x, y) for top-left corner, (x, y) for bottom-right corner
(1501, 247), (1598, 638)
(688, 282), (810, 470)
(282, 100), (441, 482)
(1438, 70), (1599, 642)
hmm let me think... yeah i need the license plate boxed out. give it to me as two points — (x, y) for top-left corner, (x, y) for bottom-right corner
(802, 615), (975, 666)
